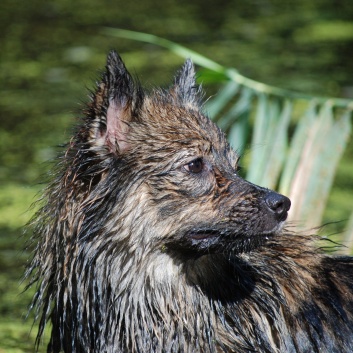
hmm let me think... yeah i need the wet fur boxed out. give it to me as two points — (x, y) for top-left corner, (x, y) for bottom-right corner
(27, 51), (353, 353)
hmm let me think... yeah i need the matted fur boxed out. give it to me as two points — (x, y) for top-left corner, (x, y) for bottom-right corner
(27, 51), (353, 353)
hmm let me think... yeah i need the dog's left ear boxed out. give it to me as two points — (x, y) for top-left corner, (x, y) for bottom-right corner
(171, 59), (202, 108)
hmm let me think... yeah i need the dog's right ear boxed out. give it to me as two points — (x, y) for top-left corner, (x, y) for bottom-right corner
(84, 50), (141, 155)
(171, 59), (202, 109)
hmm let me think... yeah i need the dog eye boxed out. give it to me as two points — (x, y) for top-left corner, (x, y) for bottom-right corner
(184, 158), (204, 174)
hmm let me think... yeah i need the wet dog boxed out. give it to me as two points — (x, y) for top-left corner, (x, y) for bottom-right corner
(27, 51), (353, 352)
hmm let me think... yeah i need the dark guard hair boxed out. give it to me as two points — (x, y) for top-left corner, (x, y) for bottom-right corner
(26, 51), (353, 353)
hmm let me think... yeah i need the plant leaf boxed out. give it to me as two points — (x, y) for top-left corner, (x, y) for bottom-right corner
(302, 109), (352, 228)
(227, 110), (250, 155)
(246, 93), (268, 184)
(102, 27), (226, 73)
(279, 101), (317, 195)
(261, 100), (292, 189)
(217, 87), (253, 131)
(205, 81), (240, 119)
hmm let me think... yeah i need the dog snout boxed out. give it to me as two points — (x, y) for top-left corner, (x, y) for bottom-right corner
(264, 191), (291, 221)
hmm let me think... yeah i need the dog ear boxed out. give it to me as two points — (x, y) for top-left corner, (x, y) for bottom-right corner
(85, 50), (139, 154)
(171, 59), (202, 108)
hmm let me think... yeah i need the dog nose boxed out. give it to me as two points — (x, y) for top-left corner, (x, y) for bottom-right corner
(264, 191), (291, 221)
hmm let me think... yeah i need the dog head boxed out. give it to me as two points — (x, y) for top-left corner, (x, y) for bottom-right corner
(69, 50), (290, 257)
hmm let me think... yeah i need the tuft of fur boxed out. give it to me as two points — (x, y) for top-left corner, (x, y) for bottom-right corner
(27, 51), (353, 353)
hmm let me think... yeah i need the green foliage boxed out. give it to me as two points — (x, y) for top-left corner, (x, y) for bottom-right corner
(0, 185), (40, 230)
(0, 321), (39, 353)
(294, 21), (353, 43)
(286, 105), (351, 228)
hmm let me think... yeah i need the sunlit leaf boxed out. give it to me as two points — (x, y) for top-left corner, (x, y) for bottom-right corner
(295, 109), (351, 228)
(246, 93), (268, 184)
(288, 103), (333, 224)
(227, 110), (250, 155)
(217, 87), (253, 131)
(279, 101), (317, 195)
(102, 28), (226, 73)
(261, 100), (292, 189)
(205, 81), (240, 119)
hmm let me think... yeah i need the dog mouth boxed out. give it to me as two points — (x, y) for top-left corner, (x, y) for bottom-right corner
(189, 229), (220, 241)
(180, 223), (282, 255)
(186, 229), (222, 251)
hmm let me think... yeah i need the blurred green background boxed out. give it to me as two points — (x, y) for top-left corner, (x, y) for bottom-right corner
(1, 0), (353, 351)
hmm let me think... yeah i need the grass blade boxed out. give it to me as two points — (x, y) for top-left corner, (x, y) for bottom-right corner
(246, 93), (268, 183)
(287, 104), (352, 228)
(302, 109), (352, 228)
(217, 87), (253, 131)
(205, 81), (240, 119)
(227, 110), (250, 155)
(261, 100), (292, 189)
(288, 103), (333, 224)
(102, 27), (226, 73)
(279, 101), (317, 195)
(247, 96), (282, 186)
